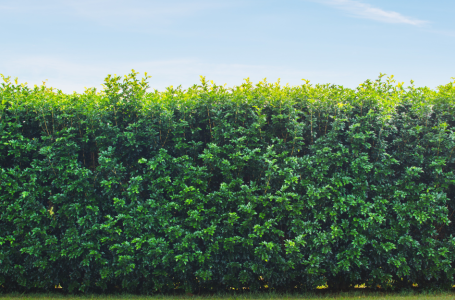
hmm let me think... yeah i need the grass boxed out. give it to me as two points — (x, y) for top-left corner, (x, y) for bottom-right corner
(1, 289), (455, 300)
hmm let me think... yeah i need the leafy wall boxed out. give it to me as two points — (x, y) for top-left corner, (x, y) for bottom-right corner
(1, 72), (455, 293)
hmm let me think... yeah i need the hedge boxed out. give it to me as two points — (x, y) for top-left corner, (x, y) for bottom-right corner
(1, 72), (455, 293)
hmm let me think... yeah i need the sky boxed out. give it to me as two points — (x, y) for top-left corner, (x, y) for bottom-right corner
(1, 0), (454, 93)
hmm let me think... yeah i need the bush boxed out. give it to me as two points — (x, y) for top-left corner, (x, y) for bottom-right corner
(1, 72), (455, 293)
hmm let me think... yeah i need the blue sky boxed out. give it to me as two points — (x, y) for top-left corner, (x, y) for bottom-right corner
(1, 0), (454, 92)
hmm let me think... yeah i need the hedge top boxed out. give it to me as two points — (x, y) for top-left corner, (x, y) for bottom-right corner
(1, 71), (455, 114)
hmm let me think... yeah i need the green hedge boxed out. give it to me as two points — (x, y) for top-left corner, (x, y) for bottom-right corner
(1, 72), (455, 293)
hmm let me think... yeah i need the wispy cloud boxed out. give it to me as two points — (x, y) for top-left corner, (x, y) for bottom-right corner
(425, 29), (455, 38)
(64, 0), (240, 26)
(1, 55), (348, 93)
(317, 0), (428, 26)
(1, 0), (242, 30)
(0, 0), (63, 12)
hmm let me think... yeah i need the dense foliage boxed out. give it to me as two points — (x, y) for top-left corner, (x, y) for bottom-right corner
(1, 72), (455, 293)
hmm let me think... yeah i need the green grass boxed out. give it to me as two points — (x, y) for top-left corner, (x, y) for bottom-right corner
(1, 290), (455, 300)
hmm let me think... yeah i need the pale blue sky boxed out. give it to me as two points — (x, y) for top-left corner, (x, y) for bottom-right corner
(1, 0), (454, 92)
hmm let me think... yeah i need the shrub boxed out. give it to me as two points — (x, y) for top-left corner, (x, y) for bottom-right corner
(1, 72), (455, 293)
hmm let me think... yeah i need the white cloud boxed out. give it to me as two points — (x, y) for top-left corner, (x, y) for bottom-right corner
(0, 0), (242, 31)
(317, 0), (428, 26)
(64, 0), (240, 27)
(0, 0), (62, 12)
(1, 55), (348, 93)
(426, 29), (455, 37)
